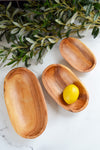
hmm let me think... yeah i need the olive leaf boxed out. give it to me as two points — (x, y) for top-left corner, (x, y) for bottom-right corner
(55, 19), (64, 25)
(55, 0), (60, 4)
(6, 2), (12, 11)
(18, 27), (26, 36)
(94, 12), (100, 21)
(30, 42), (37, 50)
(92, 26), (99, 38)
(26, 37), (34, 44)
(48, 38), (56, 43)
(12, 8), (21, 18)
(12, 22), (22, 28)
(41, 38), (45, 46)
(86, 4), (92, 16)
(0, 25), (7, 29)
(11, 28), (19, 34)
(70, 12), (78, 24)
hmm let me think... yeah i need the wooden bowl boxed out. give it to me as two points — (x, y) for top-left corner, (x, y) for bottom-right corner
(59, 37), (96, 72)
(4, 67), (48, 138)
(42, 64), (89, 112)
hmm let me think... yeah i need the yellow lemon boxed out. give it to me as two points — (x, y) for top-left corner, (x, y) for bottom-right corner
(63, 84), (79, 104)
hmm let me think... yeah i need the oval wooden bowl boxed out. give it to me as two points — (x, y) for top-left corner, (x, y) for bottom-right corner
(4, 67), (48, 138)
(59, 37), (96, 72)
(42, 64), (89, 112)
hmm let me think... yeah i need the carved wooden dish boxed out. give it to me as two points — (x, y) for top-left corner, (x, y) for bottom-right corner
(4, 67), (48, 138)
(60, 37), (96, 72)
(42, 64), (89, 112)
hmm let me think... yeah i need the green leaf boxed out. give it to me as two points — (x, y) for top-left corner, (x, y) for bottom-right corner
(41, 38), (45, 46)
(19, 36), (24, 43)
(18, 49), (26, 54)
(11, 47), (18, 51)
(22, 55), (27, 62)
(0, 20), (10, 24)
(77, 30), (84, 38)
(64, 19), (71, 29)
(0, 50), (4, 53)
(23, 23), (32, 26)
(94, 12), (100, 21)
(11, 28), (19, 34)
(73, 0), (77, 5)
(11, 44), (16, 47)
(7, 60), (16, 66)
(44, 0), (49, 7)
(6, 2), (12, 11)
(32, 11), (42, 15)
(92, 26), (99, 38)
(13, 22), (22, 27)
(30, 42), (36, 50)
(55, 19), (64, 25)
(48, 38), (56, 43)
(34, 35), (40, 38)
(86, 4), (92, 16)
(0, 25), (7, 29)
(25, 58), (30, 67)
(42, 20), (48, 27)
(55, 0), (60, 4)
(18, 27), (26, 36)
(6, 11), (10, 18)
(26, 37), (34, 44)
(49, 43), (55, 49)
(38, 49), (43, 60)
(94, 3), (100, 10)
(70, 12), (78, 24)
(59, 11), (64, 19)
(12, 8), (20, 18)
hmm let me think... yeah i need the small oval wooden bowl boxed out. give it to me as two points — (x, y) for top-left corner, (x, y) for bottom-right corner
(59, 37), (96, 72)
(42, 64), (89, 112)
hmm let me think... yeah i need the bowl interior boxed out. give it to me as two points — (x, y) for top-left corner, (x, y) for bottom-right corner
(42, 65), (89, 112)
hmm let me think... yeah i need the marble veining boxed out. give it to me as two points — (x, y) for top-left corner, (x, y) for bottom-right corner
(0, 126), (34, 150)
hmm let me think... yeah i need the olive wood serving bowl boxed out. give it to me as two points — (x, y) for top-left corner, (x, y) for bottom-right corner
(4, 67), (48, 138)
(42, 64), (89, 112)
(60, 37), (96, 72)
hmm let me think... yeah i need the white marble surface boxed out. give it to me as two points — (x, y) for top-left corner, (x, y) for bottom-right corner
(0, 31), (100, 150)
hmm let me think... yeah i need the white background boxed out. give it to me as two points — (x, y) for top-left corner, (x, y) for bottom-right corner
(0, 31), (100, 150)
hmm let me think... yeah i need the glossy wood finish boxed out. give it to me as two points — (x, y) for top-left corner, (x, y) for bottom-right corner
(42, 64), (89, 112)
(60, 37), (96, 72)
(4, 67), (48, 139)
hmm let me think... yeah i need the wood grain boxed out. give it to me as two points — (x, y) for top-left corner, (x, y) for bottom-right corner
(4, 67), (48, 138)
(42, 64), (89, 112)
(60, 37), (96, 72)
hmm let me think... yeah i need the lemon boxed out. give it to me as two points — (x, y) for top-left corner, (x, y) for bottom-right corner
(63, 84), (79, 104)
